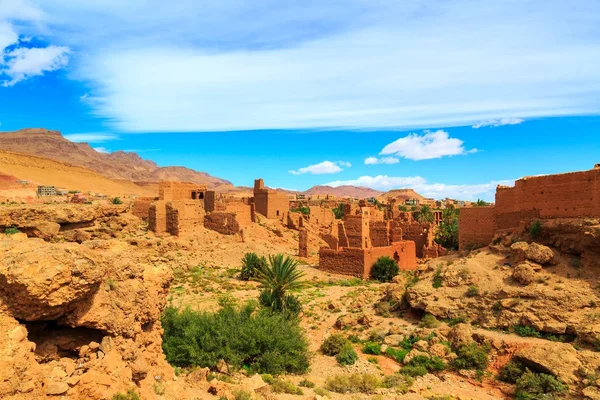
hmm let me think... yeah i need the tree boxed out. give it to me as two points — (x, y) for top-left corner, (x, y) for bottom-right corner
(240, 252), (267, 281)
(398, 205), (408, 212)
(111, 197), (123, 205)
(474, 199), (489, 207)
(332, 204), (345, 219)
(257, 254), (305, 316)
(435, 206), (459, 249)
(370, 256), (399, 282)
(414, 205), (434, 224)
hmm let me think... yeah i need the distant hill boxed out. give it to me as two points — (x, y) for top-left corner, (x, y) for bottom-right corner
(377, 188), (428, 203)
(304, 185), (382, 199)
(0, 150), (156, 197)
(0, 128), (231, 188)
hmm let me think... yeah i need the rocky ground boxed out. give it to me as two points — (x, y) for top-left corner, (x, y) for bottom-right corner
(1, 204), (600, 399)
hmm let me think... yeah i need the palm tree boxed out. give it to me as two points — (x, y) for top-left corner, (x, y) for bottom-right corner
(257, 254), (305, 316)
(416, 205), (434, 224)
(474, 199), (489, 207)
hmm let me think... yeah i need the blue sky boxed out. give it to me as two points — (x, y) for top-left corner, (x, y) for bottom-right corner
(1, 0), (599, 200)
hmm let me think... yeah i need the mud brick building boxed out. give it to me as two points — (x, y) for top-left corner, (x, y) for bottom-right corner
(458, 165), (600, 250)
(253, 178), (289, 220)
(318, 204), (417, 279)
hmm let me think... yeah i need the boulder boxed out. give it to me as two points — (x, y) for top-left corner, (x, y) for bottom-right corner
(447, 324), (474, 349)
(525, 243), (554, 265)
(30, 221), (61, 240)
(512, 264), (536, 285)
(403, 349), (430, 365)
(515, 342), (581, 384)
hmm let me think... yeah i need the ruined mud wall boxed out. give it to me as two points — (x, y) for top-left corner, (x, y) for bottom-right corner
(344, 215), (368, 248)
(204, 212), (241, 235)
(364, 241), (417, 276)
(148, 201), (167, 234)
(458, 207), (496, 250)
(132, 197), (156, 221)
(159, 181), (206, 201)
(389, 220), (404, 243)
(222, 201), (253, 226)
(165, 201), (203, 236)
(496, 169), (600, 218)
(308, 206), (334, 227)
(399, 222), (431, 258)
(298, 229), (308, 257)
(369, 221), (389, 247)
(318, 247), (365, 277)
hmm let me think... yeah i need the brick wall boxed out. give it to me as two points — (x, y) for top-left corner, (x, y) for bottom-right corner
(308, 206), (334, 227)
(132, 197), (156, 221)
(344, 215), (368, 248)
(148, 201), (167, 233)
(369, 221), (390, 247)
(204, 191), (216, 212)
(159, 181), (207, 201)
(458, 207), (496, 250)
(389, 220), (403, 242)
(496, 168), (600, 218)
(204, 212), (241, 235)
(165, 201), (204, 236)
(399, 222), (431, 257)
(318, 247), (365, 278)
(223, 201), (253, 226)
(253, 178), (290, 219)
(298, 229), (308, 257)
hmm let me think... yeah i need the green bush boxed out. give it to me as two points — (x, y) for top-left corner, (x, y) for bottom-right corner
(513, 325), (541, 338)
(290, 205), (310, 216)
(272, 379), (303, 395)
(161, 302), (310, 375)
(529, 221), (542, 239)
(444, 315), (467, 326)
(257, 254), (304, 317)
(466, 285), (480, 297)
(298, 379), (315, 388)
(419, 314), (440, 328)
(321, 334), (348, 356)
(385, 347), (410, 363)
(325, 373), (380, 394)
(400, 355), (445, 377)
(370, 256), (399, 282)
(111, 390), (141, 400)
(336, 344), (358, 365)
(332, 204), (345, 219)
(240, 253), (266, 281)
(362, 342), (382, 355)
(497, 360), (526, 384)
(432, 266), (443, 288)
(514, 370), (566, 400)
(110, 197), (123, 205)
(4, 226), (19, 235)
(451, 343), (490, 371)
(233, 391), (252, 400)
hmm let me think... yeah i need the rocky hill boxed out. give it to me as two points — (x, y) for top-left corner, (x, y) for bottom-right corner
(378, 188), (428, 203)
(0, 128), (231, 188)
(304, 185), (382, 199)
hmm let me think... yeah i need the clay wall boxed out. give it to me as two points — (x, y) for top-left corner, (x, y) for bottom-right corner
(344, 215), (368, 248)
(132, 197), (156, 221)
(338, 222), (349, 248)
(458, 207), (496, 250)
(254, 178), (290, 219)
(318, 247), (365, 278)
(287, 212), (304, 230)
(389, 220), (404, 243)
(165, 201), (204, 236)
(308, 206), (334, 227)
(148, 201), (167, 234)
(298, 229), (308, 257)
(369, 221), (390, 247)
(222, 201), (252, 226)
(204, 191), (216, 212)
(364, 240), (417, 276)
(204, 212), (241, 235)
(159, 181), (207, 201)
(495, 168), (600, 218)
(399, 222), (432, 258)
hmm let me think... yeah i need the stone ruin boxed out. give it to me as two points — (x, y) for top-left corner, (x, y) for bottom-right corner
(458, 165), (600, 250)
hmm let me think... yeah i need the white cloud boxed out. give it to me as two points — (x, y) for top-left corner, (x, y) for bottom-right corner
(93, 147), (110, 153)
(2, 46), (70, 86)
(326, 175), (515, 201)
(364, 156), (399, 165)
(0, 1), (69, 86)
(472, 118), (525, 128)
(289, 160), (351, 175)
(380, 130), (476, 161)
(63, 133), (119, 143)
(6, 1), (600, 129)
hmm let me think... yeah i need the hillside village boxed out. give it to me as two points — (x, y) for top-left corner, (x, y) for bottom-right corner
(0, 128), (599, 400)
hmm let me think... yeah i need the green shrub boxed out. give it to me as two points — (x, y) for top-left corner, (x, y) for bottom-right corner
(497, 360), (526, 384)
(385, 347), (410, 363)
(240, 252), (266, 281)
(325, 373), (380, 394)
(362, 342), (382, 355)
(111, 390), (141, 400)
(298, 379), (315, 388)
(451, 343), (490, 371)
(492, 301), (502, 315)
(272, 379), (303, 395)
(260, 374), (275, 384)
(514, 370), (566, 400)
(529, 221), (542, 239)
(110, 197), (123, 205)
(400, 355), (445, 376)
(466, 285), (480, 297)
(336, 344), (358, 365)
(4, 227), (19, 235)
(161, 303), (310, 375)
(332, 204), (345, 219)
(290, 205), (310, 216)
(513, 325), (541, 338)
(419, 314), (440, 328)
(381, 374), (414, 391)
(444, 315), (467, 326)
(432, 266), (443, 288)
(321, 334), (348, 356)
(257, 254), (304, 317)
(233, 390), (253, 400)
(399, 334), (422, 350)
(370, 256), (399, 282)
